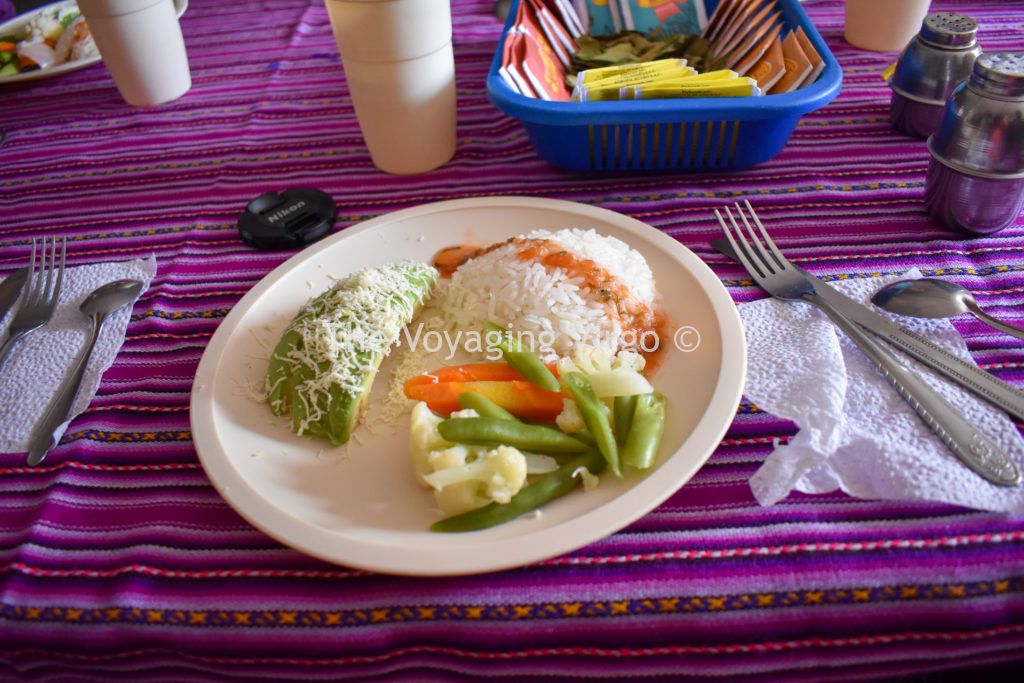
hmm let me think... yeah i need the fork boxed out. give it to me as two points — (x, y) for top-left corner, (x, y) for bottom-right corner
(0, 237), (67, 372)
(716, 201), (1021, 487)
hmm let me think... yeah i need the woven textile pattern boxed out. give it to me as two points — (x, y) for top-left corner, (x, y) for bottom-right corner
(1, 1), (1023, 680)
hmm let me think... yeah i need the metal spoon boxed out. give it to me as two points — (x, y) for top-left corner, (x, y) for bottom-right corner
(871, 278), (1024, 340)
(26, 279), (144, 466)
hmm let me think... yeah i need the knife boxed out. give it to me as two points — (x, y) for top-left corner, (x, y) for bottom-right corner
(712, 239), (1024, 423)
(0, 268), (27, 321)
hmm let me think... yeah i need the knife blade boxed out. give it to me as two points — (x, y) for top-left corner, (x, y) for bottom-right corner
(0, 268), (27, 321)
(712, 238), (1024, 423)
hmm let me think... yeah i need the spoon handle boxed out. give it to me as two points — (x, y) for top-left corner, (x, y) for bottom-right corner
(26, 314), (104, 466)
(964, 300), (1024, 341)
(808, 293), (1022, 487)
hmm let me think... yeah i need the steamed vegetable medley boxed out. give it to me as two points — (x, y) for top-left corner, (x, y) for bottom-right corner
(406, 337), (666, 532)
(265, 228), (669, 532)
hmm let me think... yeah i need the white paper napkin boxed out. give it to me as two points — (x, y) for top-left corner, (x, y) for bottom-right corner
(740, 269), (1024, 513)
(0, 256), (156, 453)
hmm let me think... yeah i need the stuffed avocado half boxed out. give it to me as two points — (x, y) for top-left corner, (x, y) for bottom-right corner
(266, 261), (438, 445)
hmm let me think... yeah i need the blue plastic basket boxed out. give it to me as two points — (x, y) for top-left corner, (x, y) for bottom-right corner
(487, 0), (842, 172)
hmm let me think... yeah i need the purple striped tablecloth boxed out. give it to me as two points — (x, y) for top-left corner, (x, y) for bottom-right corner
(2, 0), (1024, 679)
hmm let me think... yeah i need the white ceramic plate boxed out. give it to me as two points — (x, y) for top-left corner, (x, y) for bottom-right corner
(0, 1), (99, 84)
(190, 197), (746, 576)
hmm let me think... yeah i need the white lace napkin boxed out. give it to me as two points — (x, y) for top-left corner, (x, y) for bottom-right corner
(0, 256), (156, 453)
(740, 269), (1024, 513)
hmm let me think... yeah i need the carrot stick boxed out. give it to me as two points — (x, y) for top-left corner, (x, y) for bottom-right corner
(405, 380), (565, 421)
(0, 42), (16, 52)
(403, 361), (558, 391)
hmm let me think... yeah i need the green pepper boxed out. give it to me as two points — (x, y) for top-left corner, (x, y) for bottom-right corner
(431, 450), (607, 532)
(485, 322), (560, 392)
(621, 392), (666, 470)
(438, 416), (590, 454)
(561, 372), (621, 477)
(457, 391), (518, 421)
(613, 394), (638, 446)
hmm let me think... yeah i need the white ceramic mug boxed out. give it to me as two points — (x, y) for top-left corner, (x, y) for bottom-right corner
(844, 0), (932, 52)
(324, 0), (457, 175)
(77, 0), (191, 106)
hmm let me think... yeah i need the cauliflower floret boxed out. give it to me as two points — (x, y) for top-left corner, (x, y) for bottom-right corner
(425, 445), (489, 514)
(572, 345), (613, 375)
(572, 466), (600, 492)
(409, 403), (529, 516)
(612, 350), (646, 373)
(423, 445), (528, 514)
(556, 346), (652, 398)
(409, 401), (450, 485)
(556, 398), (585, 434)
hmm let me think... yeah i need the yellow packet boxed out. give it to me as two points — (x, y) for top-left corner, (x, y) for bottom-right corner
(573, 67), (697, 99)
(648, 69), (739, 84)
(574, 83), (629, 102)
(627, 78), (761, 99)
(577, 59), (689, 86)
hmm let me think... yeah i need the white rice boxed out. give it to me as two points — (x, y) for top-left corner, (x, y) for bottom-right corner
(439, 228), (658, 360)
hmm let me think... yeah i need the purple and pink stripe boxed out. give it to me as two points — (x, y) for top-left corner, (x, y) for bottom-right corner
(1, 0), (1024, 679)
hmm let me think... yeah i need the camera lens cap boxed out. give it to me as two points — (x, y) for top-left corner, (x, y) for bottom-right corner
(238, 188), (336, 250)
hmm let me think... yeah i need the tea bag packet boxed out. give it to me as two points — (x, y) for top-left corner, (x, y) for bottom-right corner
(768, 30), (812, 94)
(705, 0), (755, 44)
(528, 0), (577, 69)
(576, 58), (694, 86)
(747, 34), (785, 91)
(733, 20), (782, 75)
(578, 67), (762, 101)
(586, 0), (618, 35)
(519, 30), (572, 100)
(618, 0), (709, 36)
(626, 76), (761, 99)
(794, 27), (824, 85)
(712, 0), (768, 58)
(718, 4), (776, 64)
(500, 32), (539, 97)
(572, 59), (694, 100)
(544, 0), (585, 37)
(511, 0), (572, 100)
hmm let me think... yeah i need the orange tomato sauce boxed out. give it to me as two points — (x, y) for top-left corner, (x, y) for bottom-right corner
(432, 238), (664, 367)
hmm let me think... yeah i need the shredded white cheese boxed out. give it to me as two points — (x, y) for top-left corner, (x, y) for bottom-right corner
(268, 261), (436, 435)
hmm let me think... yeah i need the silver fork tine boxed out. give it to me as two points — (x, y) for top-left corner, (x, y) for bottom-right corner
(743, 200), (787, 271)
(731, 203), (775, 275)
(715, 208), (763, 281)
(23, 238), (38, 308)
(725, 205), (771, 278)
(41, 237), (54, 306)
(47, 237), (66, 312)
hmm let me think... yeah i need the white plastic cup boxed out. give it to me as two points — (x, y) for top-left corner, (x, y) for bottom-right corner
(76, 0), (191, 106)
(324, 0), (457, 175)
(844, 0), (932, 52)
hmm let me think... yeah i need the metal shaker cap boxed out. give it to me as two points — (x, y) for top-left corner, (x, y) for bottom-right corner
(919, 13), (978, 48)
(971, 53), (1024, 98)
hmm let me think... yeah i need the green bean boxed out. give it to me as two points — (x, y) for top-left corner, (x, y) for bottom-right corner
(438, 417), (590, 454)
(485, 322), (560, 392)
(613, 395), (638, 446)
(561, 372), (621, 477)
(431, 450), (607, 532)
(458, 391), (518, 421)
(621, 392), (666, 470)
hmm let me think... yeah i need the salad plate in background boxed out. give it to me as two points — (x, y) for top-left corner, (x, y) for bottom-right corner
(190, 197), (746, 576)
(0, 0), (99, 83)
